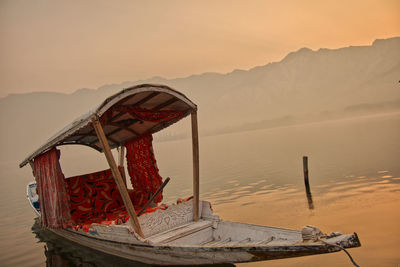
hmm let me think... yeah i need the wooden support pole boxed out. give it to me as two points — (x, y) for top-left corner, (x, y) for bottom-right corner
(191, 111), (200, 221)
(118, 146), (127, 186)
(92, 119), (144, 238)
(118, 146), (125, 167)
(138, 177), (171, 216)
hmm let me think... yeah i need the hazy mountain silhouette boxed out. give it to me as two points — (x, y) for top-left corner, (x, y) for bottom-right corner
(1, 37), (399, 162)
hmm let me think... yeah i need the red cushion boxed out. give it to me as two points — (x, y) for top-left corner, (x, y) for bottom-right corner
(65, 168), (124, 224)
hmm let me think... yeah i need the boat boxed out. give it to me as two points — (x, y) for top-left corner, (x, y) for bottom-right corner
(20, 84), (361, 265)
(27, 181), (40, 217)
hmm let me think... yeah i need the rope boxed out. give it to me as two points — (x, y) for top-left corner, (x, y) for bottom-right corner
(319, 239), (360, 267)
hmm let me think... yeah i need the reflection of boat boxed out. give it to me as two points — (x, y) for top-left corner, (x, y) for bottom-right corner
(31, 218), (159, 267)
(21, 84), (360, 265)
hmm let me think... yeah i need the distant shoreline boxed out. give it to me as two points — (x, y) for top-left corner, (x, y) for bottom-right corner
(155, 109), (400, 142)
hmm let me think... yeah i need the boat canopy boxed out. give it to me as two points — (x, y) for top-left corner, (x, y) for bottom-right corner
(19, 84), (197, 168)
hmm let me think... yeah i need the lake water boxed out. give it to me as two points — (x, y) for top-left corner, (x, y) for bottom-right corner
(0, 112), (399, 266)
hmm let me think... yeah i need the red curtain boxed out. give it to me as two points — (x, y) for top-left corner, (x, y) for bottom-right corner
(33, 148), (71, 228)
(125, 134), (163, 210)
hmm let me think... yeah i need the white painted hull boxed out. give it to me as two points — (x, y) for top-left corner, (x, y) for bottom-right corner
(46, 221), (360, 265)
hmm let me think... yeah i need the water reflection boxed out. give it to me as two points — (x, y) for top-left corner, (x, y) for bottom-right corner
(32, 219), (149, 267)
(305, 186), (314, 210)
(31, 218), (235, 267)
(202, 169), (400, 212)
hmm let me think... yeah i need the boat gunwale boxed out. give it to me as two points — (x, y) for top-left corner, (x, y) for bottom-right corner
(35, 224), (359, 266)
(54, 223), (359, 252)
(53, 227), (346, 252)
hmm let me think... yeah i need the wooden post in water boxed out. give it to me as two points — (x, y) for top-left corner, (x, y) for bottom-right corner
(303, 156), (314, 210)
(303, 156), (309, 188)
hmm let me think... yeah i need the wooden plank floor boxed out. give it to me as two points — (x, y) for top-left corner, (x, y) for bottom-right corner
(146, 220), (213, 244)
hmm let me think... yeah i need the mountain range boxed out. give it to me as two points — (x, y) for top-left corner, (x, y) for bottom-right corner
(1, 36), (399, 162)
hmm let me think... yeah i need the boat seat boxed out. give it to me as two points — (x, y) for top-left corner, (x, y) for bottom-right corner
(65, 168), (127, 224)
(138, 199), (211, 237)
(146, 219), (213, 244)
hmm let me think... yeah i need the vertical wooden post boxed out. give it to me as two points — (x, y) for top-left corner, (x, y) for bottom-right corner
(303, 156), (309, 187)
(191, 111), (200, 221)
(118, 146), (125, 167)
(302, 156), (314, 210)
(92, 119), (144, 238)
(118, 146), (127, 186)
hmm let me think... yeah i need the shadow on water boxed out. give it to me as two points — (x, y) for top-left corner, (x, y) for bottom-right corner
(31, 218), (235, 267)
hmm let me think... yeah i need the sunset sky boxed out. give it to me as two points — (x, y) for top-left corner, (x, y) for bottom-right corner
(0, 0), (399, 98)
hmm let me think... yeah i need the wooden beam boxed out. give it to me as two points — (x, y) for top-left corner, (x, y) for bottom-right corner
(133, 92), (160, 107)
(107, 92), (161, 123)
(81, 95), (179, 147)
(108, 122), (140, 136)
(75, 132), (95, 142)
(108, 96), (176, 126)
(107, 136), (119, 146)
(75, 132), (119, 146)
(88, 127), (122, 146)
(154, 97), (178, 110)
(137, 177), (171, 216)
(118, 146), (127, 186)
(92, 118), (144, 238)
(54, 142), (102, 152)
(191, 111), (200, 221)
(118, 146), (125, 167)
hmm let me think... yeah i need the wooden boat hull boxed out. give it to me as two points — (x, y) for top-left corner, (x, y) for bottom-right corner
(48, 226), (360, 265)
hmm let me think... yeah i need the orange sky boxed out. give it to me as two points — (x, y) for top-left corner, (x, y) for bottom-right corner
(0, 0), (399, 98)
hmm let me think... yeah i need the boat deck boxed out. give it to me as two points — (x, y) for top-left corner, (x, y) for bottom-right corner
(147, 220), (213, 244)
(146, 219), (305, 247)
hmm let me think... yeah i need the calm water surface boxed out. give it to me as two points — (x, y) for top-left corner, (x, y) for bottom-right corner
(0, 112), (399, 266)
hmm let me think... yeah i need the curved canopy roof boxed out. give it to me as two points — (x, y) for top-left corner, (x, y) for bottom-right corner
(20, 84), (197, 168)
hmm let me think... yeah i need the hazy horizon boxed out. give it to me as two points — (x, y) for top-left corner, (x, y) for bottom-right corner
(1, 3), (400, 265)
(1, 0), (399, 98)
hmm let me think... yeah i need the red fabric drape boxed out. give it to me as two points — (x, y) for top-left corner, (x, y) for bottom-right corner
(65, 168), (125, 224)
(119, 107), (185, 122)
(33, 148), (71, 228)
(125, 133), (163, 210)
(64, 167), (167, 232)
